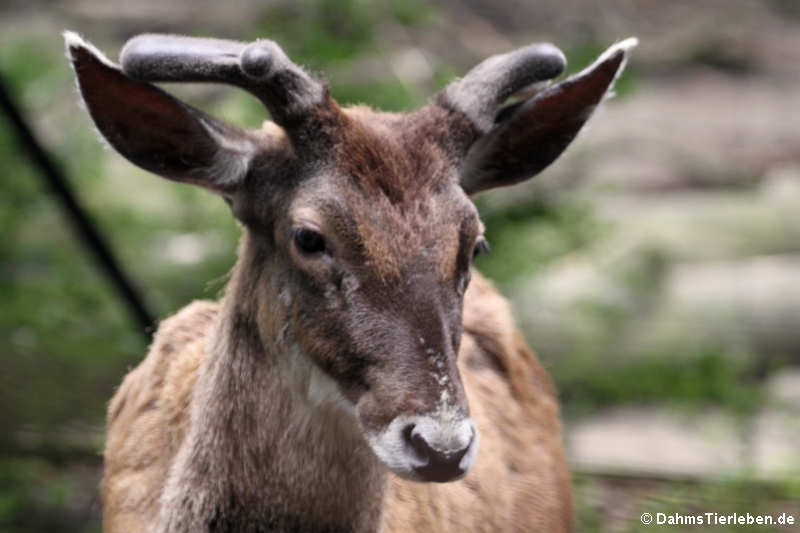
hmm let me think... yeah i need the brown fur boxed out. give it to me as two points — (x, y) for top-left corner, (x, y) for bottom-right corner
(103, 270), (571, 532)
(384, 273), (572, 532)
(99, 89), (573, 533)
(330, 105), (474, 281)
(59, 33), (641, 533)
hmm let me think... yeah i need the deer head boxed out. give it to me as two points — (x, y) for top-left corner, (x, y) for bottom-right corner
(66, 32), (635, 483)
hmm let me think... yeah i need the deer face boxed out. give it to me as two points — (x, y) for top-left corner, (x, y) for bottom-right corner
(234, 105), (486, 481)
(67, 32), (635, 482)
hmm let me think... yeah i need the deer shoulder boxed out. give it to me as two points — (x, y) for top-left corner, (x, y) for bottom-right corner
(66, 31), (636, 533)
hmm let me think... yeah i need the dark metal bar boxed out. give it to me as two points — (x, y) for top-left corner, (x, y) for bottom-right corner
(0, 72), (155, 337)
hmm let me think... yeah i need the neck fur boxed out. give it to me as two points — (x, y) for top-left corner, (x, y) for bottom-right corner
(157, 233), (388, 532)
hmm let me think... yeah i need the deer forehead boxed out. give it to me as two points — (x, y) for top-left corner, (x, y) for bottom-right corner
(345, 190), (476, 281)
(336, 104), (454, 195)
(290, 180), (480, 282)
(283, 106), (481, 280)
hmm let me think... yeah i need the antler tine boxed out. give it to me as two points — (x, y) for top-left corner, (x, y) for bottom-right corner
(442, 43), (567, 132)
(120, 34), (326, 128)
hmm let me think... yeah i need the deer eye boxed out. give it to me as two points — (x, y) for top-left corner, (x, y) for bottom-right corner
(293, 227), (326, 255)
(472, 239), (491, 259)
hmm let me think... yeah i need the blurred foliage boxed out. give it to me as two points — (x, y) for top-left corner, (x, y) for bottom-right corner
(0, 28), (241, 533)
(559, 348), (763, 418)
(475, 196), (606, 286)
(251, 0), (431, 111)
(251, 0), (434, 66)
(387, 0), (434, 27)
(253, 0), (378, 67)
(687, 39), (757, 75)
(0, 457), (100, 533)
(771, 0), (800, 19)
(1, 0), (797, 530)
(575, 474), (800, 533)
(476, 192), (771, 416)
(0, 41), (142, 441)
(331, 79), (417, 111)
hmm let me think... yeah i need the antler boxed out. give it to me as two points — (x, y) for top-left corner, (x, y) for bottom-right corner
(442, 43), (567, 132)
(120, 34), (327, 129)
(455, 38), (639, 194)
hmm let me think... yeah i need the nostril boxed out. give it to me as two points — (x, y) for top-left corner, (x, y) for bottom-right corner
(402, 423), (415, 443)
(403, 423), (440, 463)
(402, 423), (416, 448)
(403, 423), (475, 482)
(409, 428), (433, 459)
(412, 431), (464, 466)
(402, 424), (427, 464)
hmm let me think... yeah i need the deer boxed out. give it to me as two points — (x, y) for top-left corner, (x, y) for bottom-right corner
(65, 30), (635, 533)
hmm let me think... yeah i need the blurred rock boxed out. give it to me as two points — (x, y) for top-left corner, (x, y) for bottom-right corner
(155, 232), (222, 266)
(511, 171), (800, 367)
(568, 407), (745, 477)
(766, 368), (800, 408)
(390, 47), (434, 84)
(568, 405), (800, 479)
(485, 72), (800, 210)
(516, 253), (800, 366)
(752, 408), (800, 477)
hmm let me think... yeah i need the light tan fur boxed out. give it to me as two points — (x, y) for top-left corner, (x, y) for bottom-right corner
(66, 32), (636, 533)
(102, 271), (571, 532)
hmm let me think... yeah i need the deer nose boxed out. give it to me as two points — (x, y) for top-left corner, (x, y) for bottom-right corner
(404, 419), (478, 482)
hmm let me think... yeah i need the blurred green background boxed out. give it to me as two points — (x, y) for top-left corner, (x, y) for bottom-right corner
(1, 0), (799, 531)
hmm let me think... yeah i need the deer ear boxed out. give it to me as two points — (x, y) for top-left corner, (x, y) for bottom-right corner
(65, 32), (258, 193)
(460, 38), (637, 195)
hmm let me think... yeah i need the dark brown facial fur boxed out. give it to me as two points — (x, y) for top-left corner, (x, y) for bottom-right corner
(67, 31), (635, 533)
(237, 104), (484, 425)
